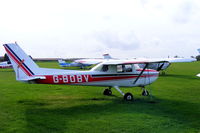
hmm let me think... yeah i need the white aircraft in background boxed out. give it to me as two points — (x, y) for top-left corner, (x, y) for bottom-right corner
(197, 74), (200, 77)
(3, 43), (167, 101)
(0, 61), (12, 68)
(58, 59), (91, 68)
(59, 51), (196, 72)
(58, 54), (113, 69)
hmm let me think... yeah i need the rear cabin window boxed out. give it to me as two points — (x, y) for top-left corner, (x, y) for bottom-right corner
(117, 65), (123, 72)
(117, 64), (132, 73)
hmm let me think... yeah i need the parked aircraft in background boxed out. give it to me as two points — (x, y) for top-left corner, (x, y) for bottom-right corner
(4, 43), (167, 101)
(0, 61), (12, 68)
(59, 53), (196, 72)
(60, 46), (199, 71)
(58, 54), (113, 69)
(58, 59), (91, 68)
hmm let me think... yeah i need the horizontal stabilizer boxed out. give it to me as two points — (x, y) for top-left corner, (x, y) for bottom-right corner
(20, 76), (46, 81)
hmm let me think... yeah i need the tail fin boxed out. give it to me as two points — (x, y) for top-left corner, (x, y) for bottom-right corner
(103, 54), (112, 59)
(3, 43), (40, 81)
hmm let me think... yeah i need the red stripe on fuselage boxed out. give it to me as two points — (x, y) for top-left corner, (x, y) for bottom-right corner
(136, 69), (158, 72)
(4, 46), (33, 76)
(34, 74), (158, 84)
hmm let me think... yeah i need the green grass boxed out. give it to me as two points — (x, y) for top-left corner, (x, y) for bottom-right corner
(0, 61), (200, 133)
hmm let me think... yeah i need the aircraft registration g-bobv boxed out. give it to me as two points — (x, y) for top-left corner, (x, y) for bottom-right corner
(3, 43), (167, 101)
(0, 61), (12, 68)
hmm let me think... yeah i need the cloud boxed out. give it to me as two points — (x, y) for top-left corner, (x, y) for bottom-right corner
(0, 0), (200, 58)
(93, 31), (140, 51)
(173, 1), (197, 24)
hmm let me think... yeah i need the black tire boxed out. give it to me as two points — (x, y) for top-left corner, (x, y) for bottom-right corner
(124, 93), (133, 101)
(103, 89), (112, 96)
(142, 90), (149, 96)
(107, 89), (112, 95)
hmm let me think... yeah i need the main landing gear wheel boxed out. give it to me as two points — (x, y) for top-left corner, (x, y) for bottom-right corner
(124, 93), (133, 101)
(142, 90), (149, 96)
(103, 88), (112, 96)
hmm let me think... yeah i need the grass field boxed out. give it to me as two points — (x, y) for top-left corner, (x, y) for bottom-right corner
(0, 61), (199, 133)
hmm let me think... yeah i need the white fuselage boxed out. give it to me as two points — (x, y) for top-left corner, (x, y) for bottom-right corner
(32, 64), (159, 87)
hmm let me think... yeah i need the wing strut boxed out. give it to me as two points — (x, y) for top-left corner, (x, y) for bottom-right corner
(133, 63), (149, 84)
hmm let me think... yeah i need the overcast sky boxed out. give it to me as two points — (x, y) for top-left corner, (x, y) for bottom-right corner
(0, 0), (200, 58)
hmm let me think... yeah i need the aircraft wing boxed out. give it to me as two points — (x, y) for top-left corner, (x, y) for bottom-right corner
(132, 57), (196, 63)
(165, 58), (197, 63)
(101, 59), (168, 65)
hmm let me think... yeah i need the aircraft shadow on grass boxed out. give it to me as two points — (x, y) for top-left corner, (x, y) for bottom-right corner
(18, 97), (200, 133)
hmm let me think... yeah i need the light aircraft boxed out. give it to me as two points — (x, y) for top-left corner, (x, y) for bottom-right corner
(0, 61), (12, 68)
(3, 43), (167, 101)
(197, 74), (200, 77)
(58, 54), (112, 69)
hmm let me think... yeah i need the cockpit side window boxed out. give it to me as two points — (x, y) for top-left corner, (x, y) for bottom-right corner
(102, 65), (109, 72)
(117, 64), (133, 73)
(125, 64), (132, 72)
